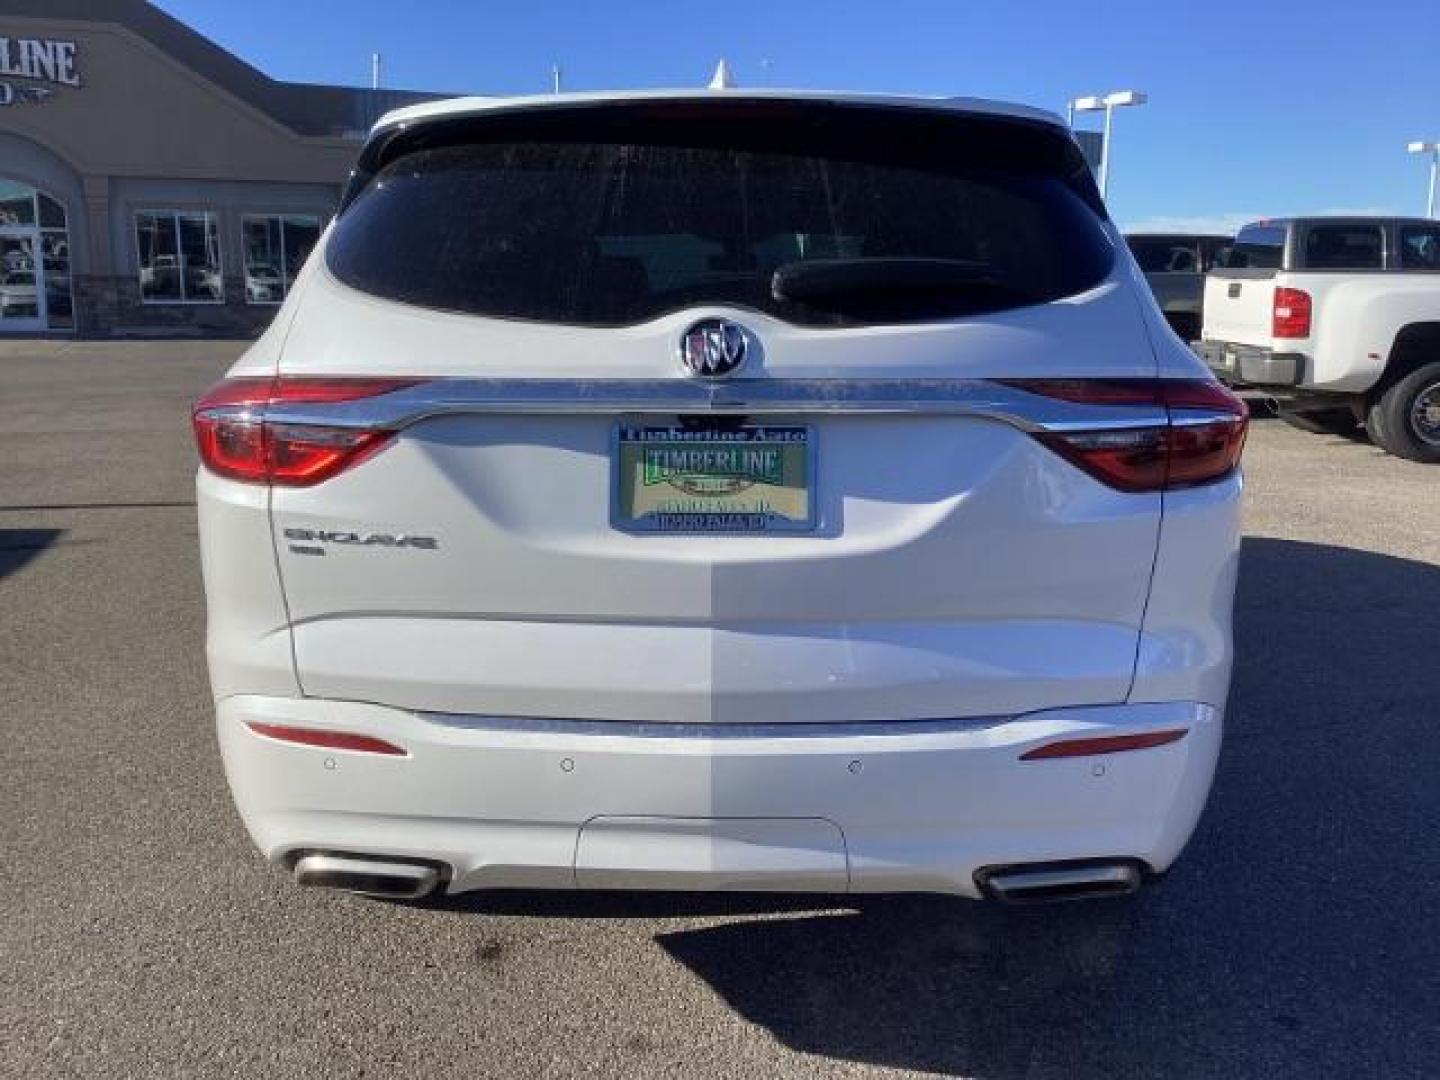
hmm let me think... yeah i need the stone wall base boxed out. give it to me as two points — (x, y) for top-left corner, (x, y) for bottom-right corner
(69, 274), (273, 339)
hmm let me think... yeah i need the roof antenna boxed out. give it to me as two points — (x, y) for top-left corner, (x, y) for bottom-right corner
(708, 59), (735, 90)
(552, 63), (562, 94)
(370, 52), (381, 90)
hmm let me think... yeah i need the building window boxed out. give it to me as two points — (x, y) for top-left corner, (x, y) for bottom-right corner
(0, 178), (73, 332)
(241, 214), (321, 304)
(135, 211), (223, 303)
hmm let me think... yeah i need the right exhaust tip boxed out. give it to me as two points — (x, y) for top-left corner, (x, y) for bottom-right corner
(976, 859), (1144, 903)
(293, 853), (442, 900)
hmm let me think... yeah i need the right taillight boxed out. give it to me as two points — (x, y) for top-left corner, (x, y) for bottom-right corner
(1002, 378), (1249, 492)
(1158, 379), (1251, 489)
(192, 376), (420, 486)
(1272, 287), (1312, 338)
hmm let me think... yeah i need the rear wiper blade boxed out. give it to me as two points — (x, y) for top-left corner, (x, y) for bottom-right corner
(772, 257), (1031, 303)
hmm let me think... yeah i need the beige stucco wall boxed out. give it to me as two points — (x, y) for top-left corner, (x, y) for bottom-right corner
(0, 15), (357, 184)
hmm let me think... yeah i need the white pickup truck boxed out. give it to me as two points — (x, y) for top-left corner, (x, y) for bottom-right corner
(1197, 216), (1440, 462)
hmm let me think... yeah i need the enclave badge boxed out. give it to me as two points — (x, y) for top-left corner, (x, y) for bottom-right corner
(284, 527), (438, 555)
(678, 319), (748, 379)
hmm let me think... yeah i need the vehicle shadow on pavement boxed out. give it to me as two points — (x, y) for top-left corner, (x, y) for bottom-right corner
(1246, 403), (1378, 447)
(0, 527), (63, 580)
(647, 537), (1440, 1078)
(437, 538), (1440, 1078)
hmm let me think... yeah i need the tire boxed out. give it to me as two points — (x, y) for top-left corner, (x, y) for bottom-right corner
(1367, 361), (1440, 463)
(1278, 407), (1359, 436)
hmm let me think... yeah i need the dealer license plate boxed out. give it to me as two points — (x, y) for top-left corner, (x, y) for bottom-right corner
(613, 424), (815, 534)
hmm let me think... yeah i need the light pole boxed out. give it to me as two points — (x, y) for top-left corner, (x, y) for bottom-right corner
(1070, 90), (1148, 199)
(1408, 141), (1439, 218)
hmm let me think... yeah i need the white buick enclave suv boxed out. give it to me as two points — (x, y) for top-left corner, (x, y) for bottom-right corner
(195, 91), (1247, 903)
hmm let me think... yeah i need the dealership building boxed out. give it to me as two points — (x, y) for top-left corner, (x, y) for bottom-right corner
(0, 0), (440, 337)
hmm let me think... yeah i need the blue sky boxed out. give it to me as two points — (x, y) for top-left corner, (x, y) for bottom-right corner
(155, 0), (1439, 232)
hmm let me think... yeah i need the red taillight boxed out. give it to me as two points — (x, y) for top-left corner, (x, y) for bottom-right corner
(192, 376), (419, 486)
(1020, 728), (1188, 761)
(1157, 378), (1251, 490)
(1003, 378), (1249, 492)
(245, 721), (407, 756)
(1035, 427), (1170, 493)
(1272, 287), (1312, 338)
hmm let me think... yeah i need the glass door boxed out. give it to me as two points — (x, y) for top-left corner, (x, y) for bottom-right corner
(0, 230), (45, 331)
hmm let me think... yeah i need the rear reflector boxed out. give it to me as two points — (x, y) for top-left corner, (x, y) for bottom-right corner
(1002, 378), (1248, 492)
(245, 721), (407, 756)
(192, 376), (419, 486)
(1020, 729), (1187, 761)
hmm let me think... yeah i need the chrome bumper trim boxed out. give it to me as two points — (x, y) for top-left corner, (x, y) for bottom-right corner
(416, 702), (1216, 740)
(417, 712), (1014, 739)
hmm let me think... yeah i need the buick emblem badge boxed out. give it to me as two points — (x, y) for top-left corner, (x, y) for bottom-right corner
(678, 319), (748, 379)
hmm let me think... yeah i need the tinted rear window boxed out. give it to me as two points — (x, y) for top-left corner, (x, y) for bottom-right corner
(327, 103), (1113, 327)
(1128, 237), (1201, 273)
(1221, 225), (1286, 270)
(1303, 225), (1383, 270)
(1399, 225), (1440, 270)
(1205, 239), (1234, 268)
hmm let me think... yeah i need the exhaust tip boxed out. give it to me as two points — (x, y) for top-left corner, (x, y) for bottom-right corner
(293, 853), (442, 900)
(976, 859), (1144, 904)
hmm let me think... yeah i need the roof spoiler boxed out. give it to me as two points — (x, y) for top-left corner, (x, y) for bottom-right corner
(337, 95), (1101, 219)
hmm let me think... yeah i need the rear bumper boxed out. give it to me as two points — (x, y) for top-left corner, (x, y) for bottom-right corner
(217, 695), (1222, 898)
(1195, 340), (1305, 387)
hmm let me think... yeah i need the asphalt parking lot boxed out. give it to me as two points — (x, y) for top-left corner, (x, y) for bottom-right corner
(3, 340), (1438, 1079)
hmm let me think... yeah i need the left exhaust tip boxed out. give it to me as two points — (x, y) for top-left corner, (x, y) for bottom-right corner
(293, 853), (442, 900)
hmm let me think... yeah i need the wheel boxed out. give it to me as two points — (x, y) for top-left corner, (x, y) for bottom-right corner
(1278, 407), (1359, 436)
(1367, 361), (1440, 463)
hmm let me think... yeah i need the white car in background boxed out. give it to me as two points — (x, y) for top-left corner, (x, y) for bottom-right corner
(1199, 216), (1440, 461)
(246, 264), (284, 302)
(194, 90), (1247, 904)
(0, 272), (39, 318)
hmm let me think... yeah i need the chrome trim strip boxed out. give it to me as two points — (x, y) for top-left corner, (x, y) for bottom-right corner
(249, 378), (1170, 434)
(1169, 407), (1247, 427)
(418, 701), (1214, 740)
(419, 712), (1013, 739)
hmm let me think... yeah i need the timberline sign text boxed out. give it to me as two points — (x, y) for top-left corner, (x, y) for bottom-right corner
(0, 37), (80, 107)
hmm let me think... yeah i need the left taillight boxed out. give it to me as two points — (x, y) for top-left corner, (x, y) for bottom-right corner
(191, 376), (420, 487)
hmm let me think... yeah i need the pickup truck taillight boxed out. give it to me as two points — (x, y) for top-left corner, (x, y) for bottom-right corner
(1272, 287), (1312, 338)
(192, 376), (419, 486)
(1002, 379), (1249, 492)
